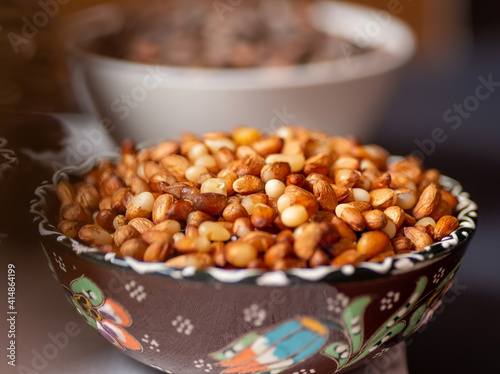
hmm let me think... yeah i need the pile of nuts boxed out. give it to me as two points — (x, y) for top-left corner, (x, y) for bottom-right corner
(56, 126), (460, 270)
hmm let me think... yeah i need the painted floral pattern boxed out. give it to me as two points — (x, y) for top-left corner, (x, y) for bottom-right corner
(65, 276), (142, 352)
(210, 261), (462, 374)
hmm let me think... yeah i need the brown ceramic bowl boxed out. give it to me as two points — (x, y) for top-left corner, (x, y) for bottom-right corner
(31, 155), (477, 374)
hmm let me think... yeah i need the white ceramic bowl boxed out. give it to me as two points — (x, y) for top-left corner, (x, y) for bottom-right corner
(64, 1), (417, 144)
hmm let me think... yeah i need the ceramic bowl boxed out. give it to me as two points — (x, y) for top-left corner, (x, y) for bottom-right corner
(31, 154), (477, 374)
(63, 1), (416, 144)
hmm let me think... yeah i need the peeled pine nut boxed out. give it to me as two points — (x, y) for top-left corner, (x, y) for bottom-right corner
(200, 178), (227, 196)
(126, 192), (155, 220)
(281, 205), (308, 227)
(265, 179), (286, 199)
(352, 188), (371, 202)
(265, 154), (305, 173)
(198, 221), (231, 241)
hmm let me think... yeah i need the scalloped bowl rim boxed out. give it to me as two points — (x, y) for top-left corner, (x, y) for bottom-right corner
(31, 152), (477, 286)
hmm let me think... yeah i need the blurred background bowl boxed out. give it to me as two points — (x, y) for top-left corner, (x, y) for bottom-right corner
(63, 0), (417, 144)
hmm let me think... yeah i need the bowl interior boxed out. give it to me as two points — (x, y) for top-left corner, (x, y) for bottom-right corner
(63, 0), (417, 89)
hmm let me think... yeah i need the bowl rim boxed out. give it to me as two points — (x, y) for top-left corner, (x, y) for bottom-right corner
(30, 150), (477, 286)
(64, 0), (417, 90)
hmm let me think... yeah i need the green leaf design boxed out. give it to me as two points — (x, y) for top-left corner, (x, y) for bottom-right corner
(343, 296), (371, 354)
(70, 276), (104, 307)
(344, 321), (406, 369)
(366, 276), (427, 348)
(324, 342), (350, 367)
(211, 332), (259, 361)
(403, 304), (427, 337)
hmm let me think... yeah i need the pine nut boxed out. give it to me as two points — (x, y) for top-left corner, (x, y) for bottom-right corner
(198, 221), (231, 241)
(281, 205), (308, 227)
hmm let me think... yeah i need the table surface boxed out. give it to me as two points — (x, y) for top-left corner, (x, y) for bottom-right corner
(1, 36), (499, 374)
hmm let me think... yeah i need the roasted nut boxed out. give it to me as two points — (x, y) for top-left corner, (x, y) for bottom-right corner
(331, 249), (364, 267)
(349, 201), (372, 213)
(286, 173), (307, 187)
(174, 236), (211, 254)
(241, 193), (268, 215)
(334, 168), (360, 188)
(193, 193), (228, 215)
(99, 174), (125, 197)
(340, 206), (365, 232)
(363, 209), (387, 231)
(57, 220), (80, 238)
(61, 203), (90, 223)
(413, 183), (441, 220)
(233, 175), (264, 194)
(224, 242), (258, 268)
(128, 217), (154, 233)
(141, 230), (171, 245)
(167, 199), (195, 221)
(294, 222), (325, 260)
(357, 231), (389, 259)
(391, 236), (413, 253)
(304, 152), (330, 176)
(120, 238), (147, 260)
(165, 253), (214, 270)
(125, 192), (155, 220)
(78, 224), (113, 246)
(384, 206), (405, 230)
(152, 193), (175, 224)
(369, 188), (396, 209)
(130, 175), (150, 195)
(252, 137), (283, 157)
(232, 126), (261, 145)
(233, 217), (253, 237)
(328, 237), (356, 257)
(264, 242), (293, 268)
(331, 217), (357, 242)
(434, 215), (459, 241)
(114, 225), (140, 247)
(149, 172), (176, 192)
(160, 154), (190, 180)
(266, 153), (305, 173)
(222, 203), (249, 222)
(240, 231), (275, 252)
(250, 204), (275, 229)
(111, 188), (134, 213)
(96, 209), (117, 230)
(404, 226), (434, 251)
(149, 219), (181, 235)
(237, 155), (266, 177)
(261, 162), (291, 183)
(56, 181), (76, 205)
(309, 248), (331, 267)
(313, 180), (338, 213)
(371, 172), (391, 190)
